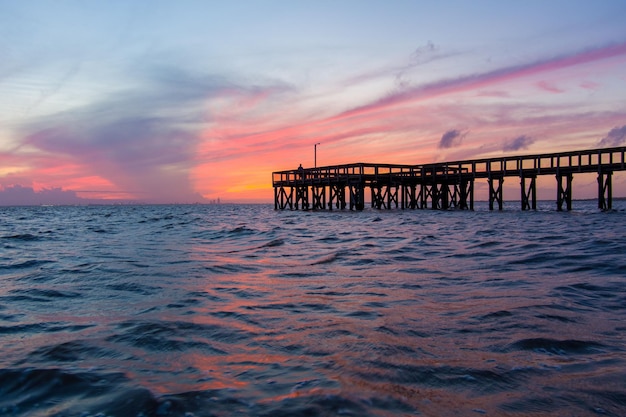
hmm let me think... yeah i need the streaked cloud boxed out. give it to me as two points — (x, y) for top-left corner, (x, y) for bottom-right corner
(334, 42), (626, 121)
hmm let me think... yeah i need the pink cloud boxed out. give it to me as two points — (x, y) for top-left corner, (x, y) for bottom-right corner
(580, 80), (600, 90)
(476, 90), (511, 98)
(536, 81), (564, 93)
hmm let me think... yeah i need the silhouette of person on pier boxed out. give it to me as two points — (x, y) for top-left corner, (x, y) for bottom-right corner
(298, 164), (304, 179)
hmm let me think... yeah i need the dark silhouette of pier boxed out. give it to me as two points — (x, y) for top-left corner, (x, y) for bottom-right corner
(272, 146), (626, 211)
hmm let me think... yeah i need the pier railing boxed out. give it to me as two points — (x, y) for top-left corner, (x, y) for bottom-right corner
(272, 146), (626, 211)
(424, 147), (626, 179)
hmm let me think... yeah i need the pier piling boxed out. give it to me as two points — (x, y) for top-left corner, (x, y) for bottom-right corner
(521, 176), (537, 211)
(598, 171), (613, 211)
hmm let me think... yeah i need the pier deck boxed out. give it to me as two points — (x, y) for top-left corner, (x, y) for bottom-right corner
(272, 146), (626, 211)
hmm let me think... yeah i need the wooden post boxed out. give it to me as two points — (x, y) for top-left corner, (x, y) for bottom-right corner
(437, 183), (450, 210)
(430, 184), (440, 209)
(403, 183), (417, 209)
(371, 184), (384, 209)
(295, 186), (308, 210)
(338, 185), (346, 209)
(556, 173), (573, 211)
(521, 176), (536, 211)
(488, 177), (503, 211)
(328, 184), (345, 210)
(598, 171), (613, 211)
(419, 183), (428, 209)
(349, 183), (364, 211)
(458, 179), (473, 210)
(406, 184), (417, 210)
(312, 186), (325, 210)
(388, 184), (398, 209)
(279, 186), (294, 210)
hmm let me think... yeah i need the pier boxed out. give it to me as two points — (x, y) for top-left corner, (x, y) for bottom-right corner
(272, 146), (626, 211)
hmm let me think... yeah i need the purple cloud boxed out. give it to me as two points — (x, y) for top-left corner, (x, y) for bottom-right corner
(438, 129), (466, 149)
(598, 125), (626, 147)
(503, 135), (535, 152)
(0, 185), (83, 206)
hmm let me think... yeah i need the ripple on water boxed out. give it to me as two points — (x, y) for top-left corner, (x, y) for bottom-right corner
(505, 338), (608, 355)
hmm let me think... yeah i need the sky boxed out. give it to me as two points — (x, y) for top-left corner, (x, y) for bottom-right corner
(1, 0), (626, 205)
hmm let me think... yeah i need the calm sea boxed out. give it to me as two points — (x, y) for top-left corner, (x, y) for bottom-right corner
(1, 202), (625, 417)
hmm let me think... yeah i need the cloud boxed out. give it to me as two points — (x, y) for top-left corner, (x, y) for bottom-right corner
(17, 63), (291, 203)
(0, 185), (83, 206)
(346, 41), (456, 87)
(598, 125), (626, 147)
(536, 81), (564, 93)
(438, 129), (467, 149)
(580, 80), (600, 90)
(411, 41), (438, 60)
(503, 135), (535, 152)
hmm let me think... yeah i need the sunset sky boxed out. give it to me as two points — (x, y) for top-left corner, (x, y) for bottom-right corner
(1, 1), (626, 204)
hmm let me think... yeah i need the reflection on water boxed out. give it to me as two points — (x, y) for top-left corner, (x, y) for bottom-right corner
(1, 203), (625, 416)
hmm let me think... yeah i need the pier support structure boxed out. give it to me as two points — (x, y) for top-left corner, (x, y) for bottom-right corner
(349, 183), (365, 211)
(420, 183), (433, 209)
(488, 177), (504, 211)
(401, 184), (418, 209)
(328, 184), (346, 210)
(556, 173), (573, 211)
(598, 171), (613, 211)
(521, 176), (537, 211)
(275, 186), (293, 210)
(371, 183), (399, 209)
(312, 186), (325, 210)
(295, 186), (309, 210)
(458, 179), (474, 210)
(432, 183), (446, 210)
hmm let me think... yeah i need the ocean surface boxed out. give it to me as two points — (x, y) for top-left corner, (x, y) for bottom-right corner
(1, 202), (625, 417)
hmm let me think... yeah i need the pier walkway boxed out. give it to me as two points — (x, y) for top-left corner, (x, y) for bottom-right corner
(272, 146), (626, 211)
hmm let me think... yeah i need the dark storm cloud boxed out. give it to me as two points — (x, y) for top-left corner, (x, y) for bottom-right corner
(503, 135), (535, 152)
(598, 125), (626, 147)
(438, 129), (466, 149)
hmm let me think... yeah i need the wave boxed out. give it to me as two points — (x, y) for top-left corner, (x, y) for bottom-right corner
(1, 233), (45, 241)
(505, 338), (607, 355)
(0, 259), (54, 270)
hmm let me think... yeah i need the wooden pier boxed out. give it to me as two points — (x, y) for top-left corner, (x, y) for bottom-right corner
(272, 146), (626, 211)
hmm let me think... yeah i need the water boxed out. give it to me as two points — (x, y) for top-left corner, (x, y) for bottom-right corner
(1, 202), (625, 417)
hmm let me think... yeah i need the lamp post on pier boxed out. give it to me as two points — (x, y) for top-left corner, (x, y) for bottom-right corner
(314, 142), (320, 168)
